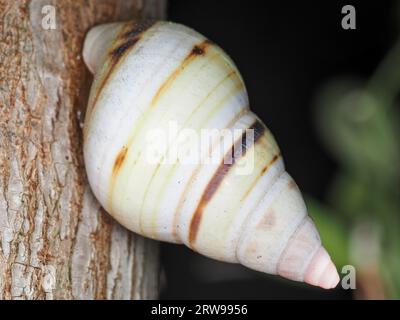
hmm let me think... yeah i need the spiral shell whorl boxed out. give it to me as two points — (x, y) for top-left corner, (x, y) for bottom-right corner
(83, 21), (339, 289)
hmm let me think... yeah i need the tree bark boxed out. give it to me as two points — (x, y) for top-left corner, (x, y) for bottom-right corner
(0, 0), (165, 300)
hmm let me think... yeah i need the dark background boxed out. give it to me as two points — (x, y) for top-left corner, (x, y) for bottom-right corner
(160, 0), (397, 299)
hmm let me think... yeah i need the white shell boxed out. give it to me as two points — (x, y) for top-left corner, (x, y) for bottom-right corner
(83, 21), (340, 289)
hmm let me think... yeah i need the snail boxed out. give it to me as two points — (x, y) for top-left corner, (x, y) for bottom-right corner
(82, 20), (340, 289)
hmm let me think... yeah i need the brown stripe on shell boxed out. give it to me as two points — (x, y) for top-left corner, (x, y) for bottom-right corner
(113, 146), (128, 176)
(122, 20), (156, 39)
(240, 152), (281, 202)
(150, 39), (212, 107)
(172, 108), (250, 242)
(191, 45), (205, 55)
(190, 40), (211, 56)
(89, 22), (155, 116)
(188, 119), (266, 246)
(111, 37), (140, 61)
(111, 21), (156, 62)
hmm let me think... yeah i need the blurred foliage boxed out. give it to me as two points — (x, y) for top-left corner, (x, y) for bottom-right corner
(306, 197), (349, 269)
(309, 38), (400, 299)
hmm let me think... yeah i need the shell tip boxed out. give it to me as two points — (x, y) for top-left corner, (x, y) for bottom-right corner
(304, 246), (340, 289)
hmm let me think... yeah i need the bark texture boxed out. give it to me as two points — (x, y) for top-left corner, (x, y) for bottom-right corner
(0, 0), (166, 299)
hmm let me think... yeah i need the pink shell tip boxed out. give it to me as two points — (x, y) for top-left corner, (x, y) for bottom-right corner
(304, 246), (340, 289)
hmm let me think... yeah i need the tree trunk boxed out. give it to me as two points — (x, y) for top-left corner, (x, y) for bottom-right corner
(0, 0), (166, 300)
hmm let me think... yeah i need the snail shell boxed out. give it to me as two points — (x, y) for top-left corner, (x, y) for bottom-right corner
(82, 21), (340, 289)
